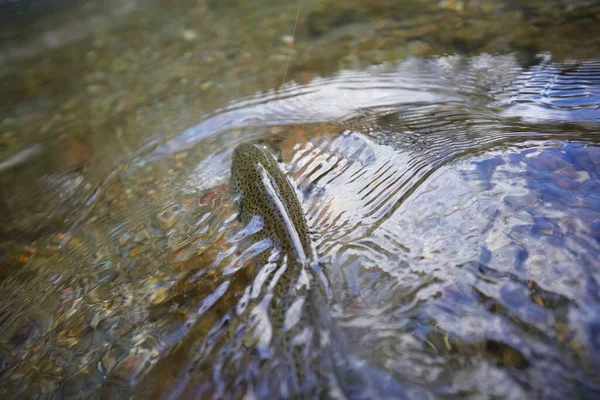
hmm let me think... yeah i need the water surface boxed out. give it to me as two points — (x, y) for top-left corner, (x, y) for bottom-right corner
(1, 1), (600, 399)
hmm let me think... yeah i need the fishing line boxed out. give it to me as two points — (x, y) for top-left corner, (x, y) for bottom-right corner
(281, 0), (303, 87)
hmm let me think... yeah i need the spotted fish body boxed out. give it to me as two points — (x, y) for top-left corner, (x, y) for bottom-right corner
(231, 143), (312, 263)
(231, 143), (342, 399)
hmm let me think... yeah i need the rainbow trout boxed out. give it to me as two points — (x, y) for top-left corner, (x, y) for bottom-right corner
(230, 143), (343, 399)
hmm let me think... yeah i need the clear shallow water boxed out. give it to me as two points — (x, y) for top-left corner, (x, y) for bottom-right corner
(1, 52), (600, 398)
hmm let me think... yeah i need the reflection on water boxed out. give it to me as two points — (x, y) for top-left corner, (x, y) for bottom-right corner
(1, 52), (599, 398)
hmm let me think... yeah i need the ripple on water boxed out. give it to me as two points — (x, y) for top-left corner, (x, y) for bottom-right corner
(1, 54), (600, 399)
(293, 136), (600, 397)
